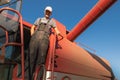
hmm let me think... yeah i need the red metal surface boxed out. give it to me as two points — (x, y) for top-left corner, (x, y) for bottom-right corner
(22, 20), (32, 28)
(55, 38), (111, 79)
(67, 0), (117, 41)
(0, 7), (24, 80)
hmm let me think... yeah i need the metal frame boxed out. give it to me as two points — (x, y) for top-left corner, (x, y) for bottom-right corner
(0, 7), (24, 80)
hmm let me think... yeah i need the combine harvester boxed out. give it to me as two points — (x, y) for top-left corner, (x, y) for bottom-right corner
(0, 0), (117, 80)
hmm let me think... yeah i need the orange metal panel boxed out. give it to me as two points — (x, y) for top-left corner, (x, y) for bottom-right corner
(55, 38), (111, 79)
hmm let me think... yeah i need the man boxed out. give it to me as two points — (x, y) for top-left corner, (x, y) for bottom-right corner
(28, 6), (61, 79)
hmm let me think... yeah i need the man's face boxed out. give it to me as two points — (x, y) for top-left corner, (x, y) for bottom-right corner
(45, 10), (52, 18)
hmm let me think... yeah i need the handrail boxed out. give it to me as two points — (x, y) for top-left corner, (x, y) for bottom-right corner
(0, 7), (24, 80)
(51, 29), (56, 80)
(45, 28), (56, 80)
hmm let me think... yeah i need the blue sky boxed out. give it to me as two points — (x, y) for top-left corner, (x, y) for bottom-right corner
(22, 0), (120, 79)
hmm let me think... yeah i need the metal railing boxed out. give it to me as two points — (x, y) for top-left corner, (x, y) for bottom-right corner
(0, 7), (24, 80)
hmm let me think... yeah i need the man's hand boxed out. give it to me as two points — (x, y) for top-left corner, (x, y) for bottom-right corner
(57, 33), (63, 37)
(54, 27), (63, 40)
(56, 33), (63, 41)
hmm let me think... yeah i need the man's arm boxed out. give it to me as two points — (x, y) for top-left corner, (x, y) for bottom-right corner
(54, 27), (60, 35)
(30, 18), (40, 36)
(54, 27), (64, 41)
(30, 25), (35, 36)
(51, 18), (63, 37)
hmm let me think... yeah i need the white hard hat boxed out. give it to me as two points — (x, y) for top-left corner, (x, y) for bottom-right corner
(45, 6), (52, 12)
